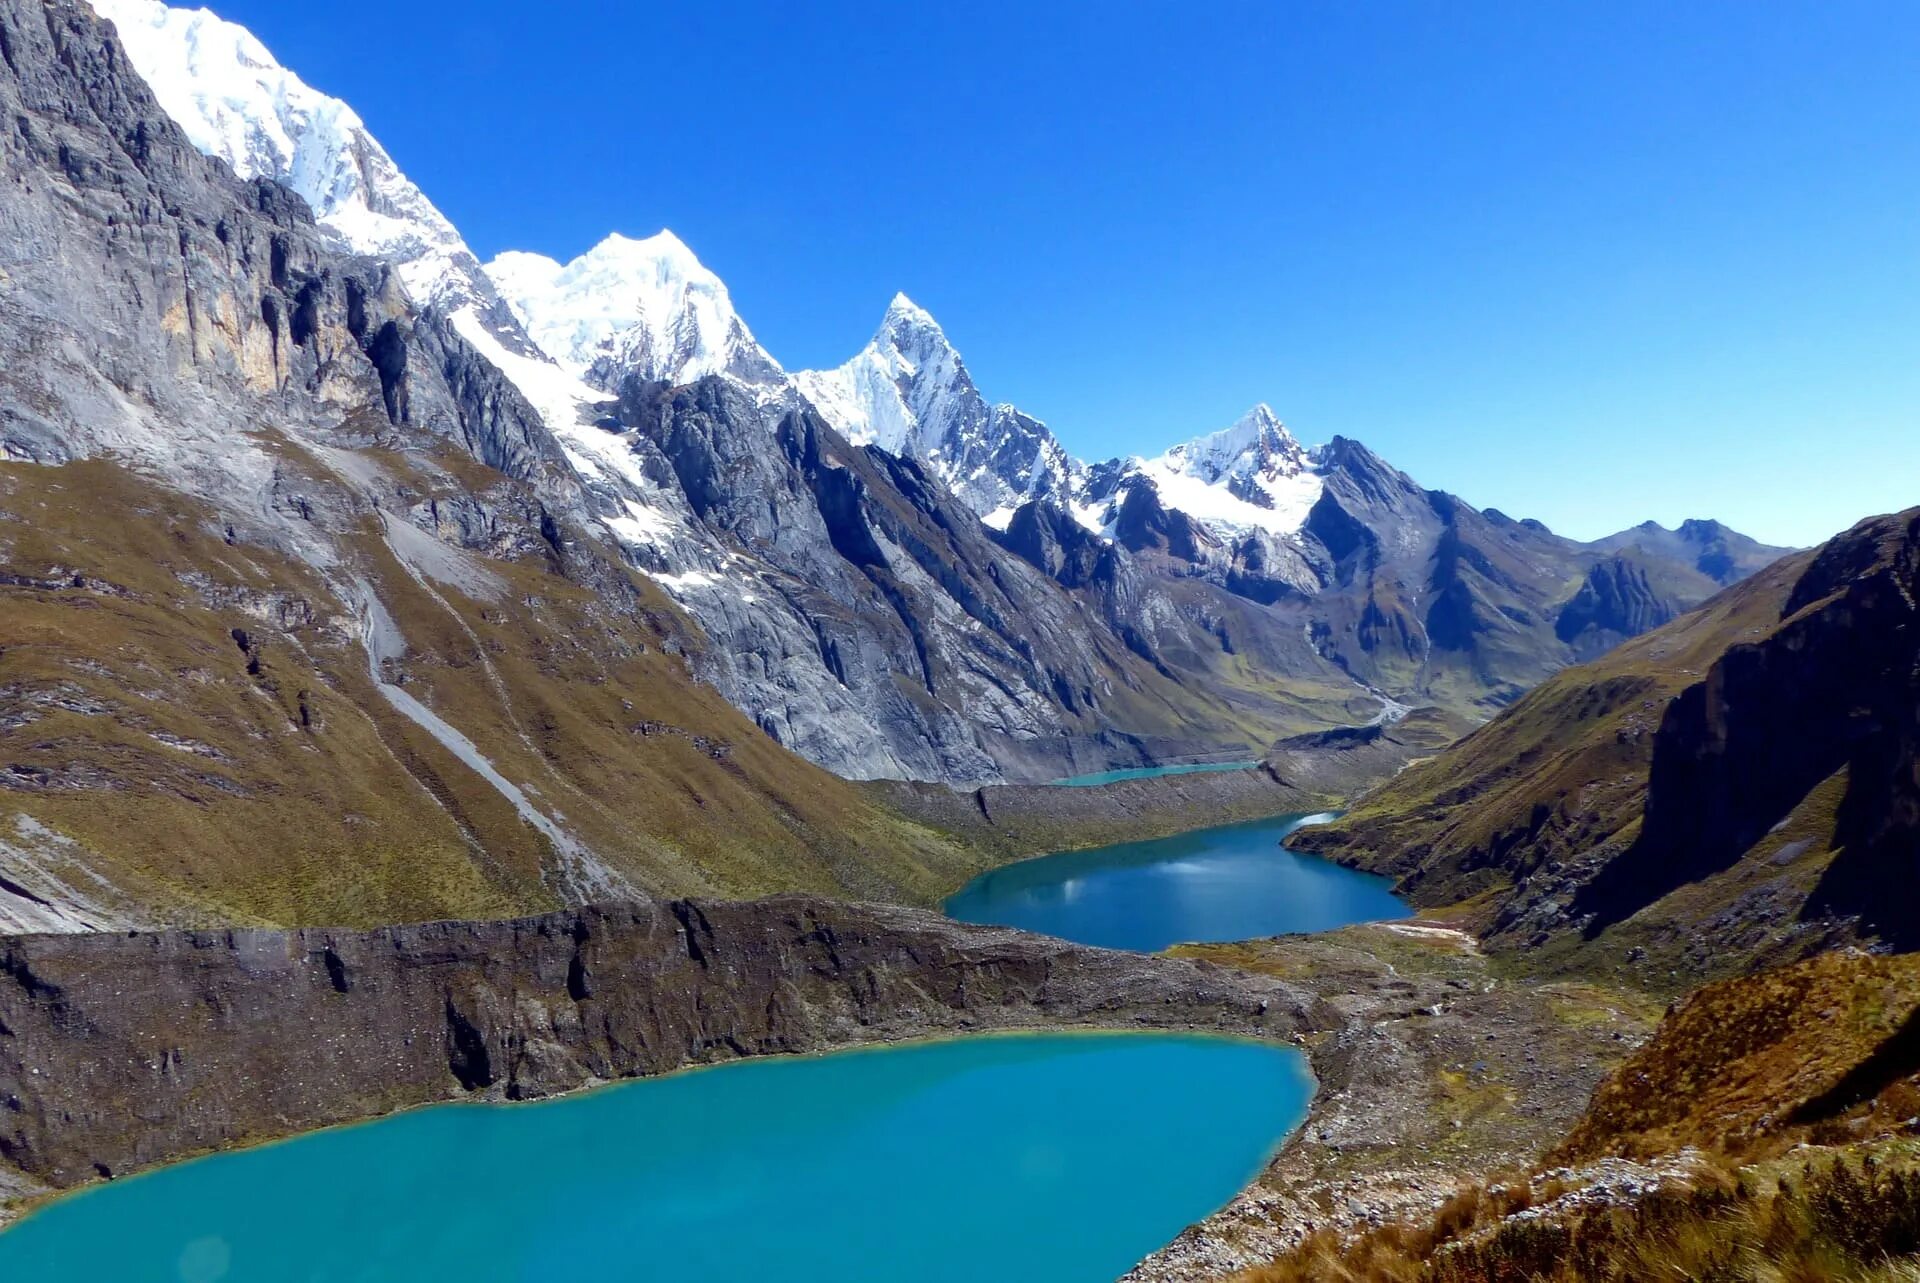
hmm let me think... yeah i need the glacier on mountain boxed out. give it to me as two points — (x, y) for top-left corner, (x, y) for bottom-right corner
(486, 233), (785, 392)
(91, 0), (507, 316)
(1079, 404), (1325, 540)
(93, 0), (1331, 566)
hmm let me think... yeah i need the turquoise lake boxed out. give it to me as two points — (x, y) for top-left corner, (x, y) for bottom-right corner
(0, 1034), (1311, 1283)
(945, 812), (1408, 951)
(1048, 760), (1260, 787)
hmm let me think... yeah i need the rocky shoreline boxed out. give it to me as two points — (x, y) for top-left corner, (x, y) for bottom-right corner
(870, 715), (1456, 873)
(1126, 923), (1660, 1281)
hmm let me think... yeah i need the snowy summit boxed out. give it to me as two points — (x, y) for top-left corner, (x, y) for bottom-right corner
(486, 232), (785, 391)
(92, 0), (496, 311)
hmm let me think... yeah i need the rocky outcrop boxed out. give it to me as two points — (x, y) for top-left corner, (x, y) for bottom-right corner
(0, 897), (1311, 1200)
(0, 0), (565, 494)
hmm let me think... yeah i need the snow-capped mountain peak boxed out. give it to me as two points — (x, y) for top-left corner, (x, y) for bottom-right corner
(93, 0), (497, 312)
(882, 291), (941, 333)
(98, 0), (1312, 550)
(1157, 403), (1310, 485)
(1076, 405), (1324, 541)
(794, 294), (972, 455)
(793, 295), (1079, 518)
(485, 232), (784, 392)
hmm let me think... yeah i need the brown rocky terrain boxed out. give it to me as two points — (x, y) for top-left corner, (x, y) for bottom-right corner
(1225, 948), (1920, 1283)
(1127, 923), (1661, 1281)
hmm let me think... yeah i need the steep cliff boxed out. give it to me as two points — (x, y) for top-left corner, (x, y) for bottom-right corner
(0, 896), (1312, 1204)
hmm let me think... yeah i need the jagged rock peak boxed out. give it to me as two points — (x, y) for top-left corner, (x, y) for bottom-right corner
(794, 294), (1079, 518)
(1157, 403), (1310, 484)
(794, 292), (974, 454)
(485, 231), (785, 391)
(90, 0), (497, 313)
(883, 291), (941, 332)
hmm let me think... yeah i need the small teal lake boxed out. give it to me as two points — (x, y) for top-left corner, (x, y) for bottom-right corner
(946, 812), (1408, 951)
(0, 1034), (1311, 1283)
(1048, 760), (1259, 787)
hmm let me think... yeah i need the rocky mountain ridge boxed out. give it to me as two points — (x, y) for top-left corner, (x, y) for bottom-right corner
(92, 0), (1796, 772)
(1291, 506), (1920, 983)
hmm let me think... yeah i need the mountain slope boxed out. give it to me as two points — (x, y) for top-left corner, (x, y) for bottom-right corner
(0, 0), (1018, 931)
(1290, 507), (1920, 984)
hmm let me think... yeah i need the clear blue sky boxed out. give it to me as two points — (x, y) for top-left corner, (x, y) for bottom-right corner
(212, 0), (1916, 547)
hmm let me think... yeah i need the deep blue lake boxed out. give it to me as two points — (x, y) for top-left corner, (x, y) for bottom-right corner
(945, 812), (1408, 951)
(0, 1034), (1311, 1283)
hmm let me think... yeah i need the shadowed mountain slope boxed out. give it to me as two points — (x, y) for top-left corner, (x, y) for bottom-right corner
(1291, 507), (1919, 984)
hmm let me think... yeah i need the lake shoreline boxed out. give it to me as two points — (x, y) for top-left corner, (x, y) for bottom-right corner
(0, 896), (1320, 1227)
(0, 906), (1651, 1283)
(0, 1032), (1322, 1283)
(2, 1022), (1322, 1234)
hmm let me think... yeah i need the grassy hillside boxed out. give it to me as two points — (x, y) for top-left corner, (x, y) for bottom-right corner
(1558, 950), (1920, 1165)
(0, 452), (995, 929)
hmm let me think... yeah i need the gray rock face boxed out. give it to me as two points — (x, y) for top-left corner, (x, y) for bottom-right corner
(0, 0), (575, 509)
(0, 896), (1312, 1194)
(1555, 553), (1685, 660)
(599, 378), (1268, 784)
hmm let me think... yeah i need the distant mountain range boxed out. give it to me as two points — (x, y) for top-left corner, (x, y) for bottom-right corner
(0, 0), (1808, 932)
(76, 0), (1798, 785)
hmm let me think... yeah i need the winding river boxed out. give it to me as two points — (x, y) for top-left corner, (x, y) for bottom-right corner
(0, 1034), (1310, 1283)
(946, 810), (1407, 951)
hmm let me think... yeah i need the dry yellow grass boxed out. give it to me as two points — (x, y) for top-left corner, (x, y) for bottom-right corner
(0, 455), (995, 927)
